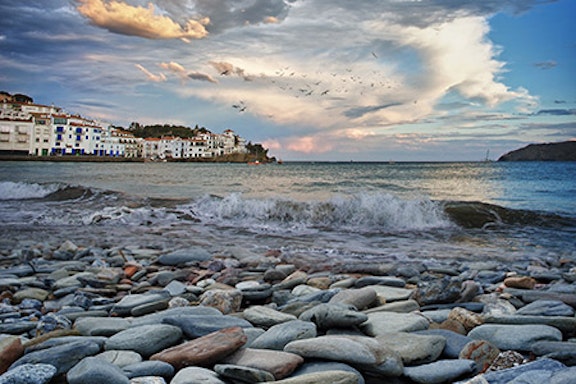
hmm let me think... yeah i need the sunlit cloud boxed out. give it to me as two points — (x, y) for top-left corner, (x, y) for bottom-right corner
(135, 64), (166, 82)
(76, 0), (209, 40)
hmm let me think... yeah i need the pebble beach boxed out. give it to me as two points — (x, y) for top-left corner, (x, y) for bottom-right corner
(1, 239), (575, 384)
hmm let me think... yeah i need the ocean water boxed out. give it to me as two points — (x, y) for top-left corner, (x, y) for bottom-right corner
(0, 161), (575, 266)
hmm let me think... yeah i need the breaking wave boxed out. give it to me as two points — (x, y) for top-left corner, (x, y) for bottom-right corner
(0, 181), (60, 200)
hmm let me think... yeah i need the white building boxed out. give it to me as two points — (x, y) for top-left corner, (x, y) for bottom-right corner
(51, 114), (105, 156)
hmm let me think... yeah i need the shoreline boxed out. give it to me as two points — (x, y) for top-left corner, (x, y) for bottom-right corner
(0, 155), (274, 164)
(0, 237), (574, 383)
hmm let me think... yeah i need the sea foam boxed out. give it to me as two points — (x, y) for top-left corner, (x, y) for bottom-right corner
(0, 181), (59, 200)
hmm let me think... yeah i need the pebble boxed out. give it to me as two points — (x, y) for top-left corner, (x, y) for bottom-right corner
(1, 240), (575, 384)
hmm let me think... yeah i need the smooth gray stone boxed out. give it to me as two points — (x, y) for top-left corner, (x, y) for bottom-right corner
(242, 327), (266, 348)
(484, 314), (576, 334)
(469, 324), (562, 351)
(111, 291), (172, 316)
(250, 320), (317, 350)
(10, 340), (101, 376)
(243, 306), (298, 328)
(156, 247), (212, 266)
(105, 324), (182, 357)
(416, 329), (473, 358)
(163, 315), (252, 338)
(260, 370), (359, 384)
(131, 300), (170, 317)
(375, 332), (446, 365)
(531, 341), (576, 366)
(291, 361), (365, 384)
(355, 276), (406, 288)
(214, 364), (275, 383)
(170, 367), (226, 384)
(163, 280), (187, 296)
(74, 317), (131, 337)
(131, 306), (222, 326)
(404, 359), (477, 384)
(361, 312), (429, 336)
(516, 300), (575, 317)
(285, 335), (401, 370)
(329, 287), (378, 310)
(285, 289), (341, 305)
(0, 321), (38, 335)
(96, 350), (142, 368)
(122, 361), (174, 379)
(299, 303), (368, 330)
(0, 363), (56, 384)
(370, 285), (414, 302)
(550, 367), (576, 384)
(364, 299), (420, 314)
(67, 357), (129, 384)
(478, 358), (567, 384)
(25, 336), (107, 354)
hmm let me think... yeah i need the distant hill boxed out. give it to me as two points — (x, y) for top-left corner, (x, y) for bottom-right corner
(498, 141), (576, 161)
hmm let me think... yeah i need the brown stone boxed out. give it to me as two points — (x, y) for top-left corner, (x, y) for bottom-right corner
(199, 289), (243, 314)
(459, 339), (500, 373)
(486, 350), (525, 372)
(307, 277), (332, 290)
(439, 318), (467, 335)
(0, 336), (24, 374)
(222, 348), (304, 380)
(150, 326), (247, 369)
(447, 307), (484, 332)
(504, 276), (536, 290)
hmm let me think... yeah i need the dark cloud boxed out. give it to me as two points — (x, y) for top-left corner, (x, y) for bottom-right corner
(534, 60), (557, 70)
(536, 109), (576, 116)
(344, 103), (402, 118)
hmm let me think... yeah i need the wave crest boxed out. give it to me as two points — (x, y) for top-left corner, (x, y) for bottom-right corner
(0, 181), (60, 200)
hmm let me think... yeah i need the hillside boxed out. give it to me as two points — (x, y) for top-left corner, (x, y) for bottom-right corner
(498, 141), (576, 161)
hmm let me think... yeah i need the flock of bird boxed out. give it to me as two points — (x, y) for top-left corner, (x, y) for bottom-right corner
(220, 52), (399, 114)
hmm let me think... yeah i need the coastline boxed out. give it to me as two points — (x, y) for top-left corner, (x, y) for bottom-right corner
(0, 154), (274, 163)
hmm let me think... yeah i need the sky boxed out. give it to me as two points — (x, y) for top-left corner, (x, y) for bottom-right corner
(0, 0), (574, 161)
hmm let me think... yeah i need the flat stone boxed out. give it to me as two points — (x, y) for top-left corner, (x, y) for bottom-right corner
(299, 303), (368, 330)
(111, 291), (172, 316)
(364, 299), (420, 314)
(468, 324), (562, 351)
(375, 332), (446, 365)
(291, 361), (365, 384)
(12, 288), (50, 303)
(260, 370), (359, 384)
(156, 247), (212, 266)
(285, 335), (402, 376)
(74, 317), (131, 337)
(516, 300), (575, 317)
(163, 315), (253, 338)
(10, 340), (100, 376)
(97, 350), (142, 368)
(131, 306), (223, 327)
(504, 276), (536, 289)
(415, 329), (473, 359)
(66, 356), (129, 384)
(222, 348), (304, 380)
(274, 271), (308, 291)
(360, 312), (429, 336)
(371, 285), (414, 302)
(0, 335), (24, 374)
(214, 364), (275, 383)
(170, 367), (226, 384)
(150, 326), (247, 369)
(404, 359), (477, 384)
(483, 315), (576, 336)
(129, 377), (167, 384)
(531, 341), (576, 366)
(355, 276), (406, 288)
(250, 320), (317, 350)
(328, 287), (377, 310)
(243, 305), (298, 328)
(122, 361), (174, 380)
(0, 363), (57, 384)
(105, 324), (182, 357)
(550, 366), (576, 384)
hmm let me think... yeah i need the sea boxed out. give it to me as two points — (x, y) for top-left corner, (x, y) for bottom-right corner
(0, 161), (575, 266)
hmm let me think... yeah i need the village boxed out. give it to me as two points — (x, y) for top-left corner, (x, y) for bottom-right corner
(0, 93), (253, 161)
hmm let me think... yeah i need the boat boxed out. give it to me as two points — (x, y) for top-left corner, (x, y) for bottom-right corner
(247, 160), (261, 165)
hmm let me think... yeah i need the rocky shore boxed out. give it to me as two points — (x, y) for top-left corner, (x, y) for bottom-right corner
(1, 241), (575, 384)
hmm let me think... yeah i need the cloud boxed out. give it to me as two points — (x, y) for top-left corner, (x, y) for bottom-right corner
(160, 61), (217, 83)
(76, 0), (209, 40)
(135, 64), (166, 82)
(536, 109), (576, 116)
(534, 60), (557, 70)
